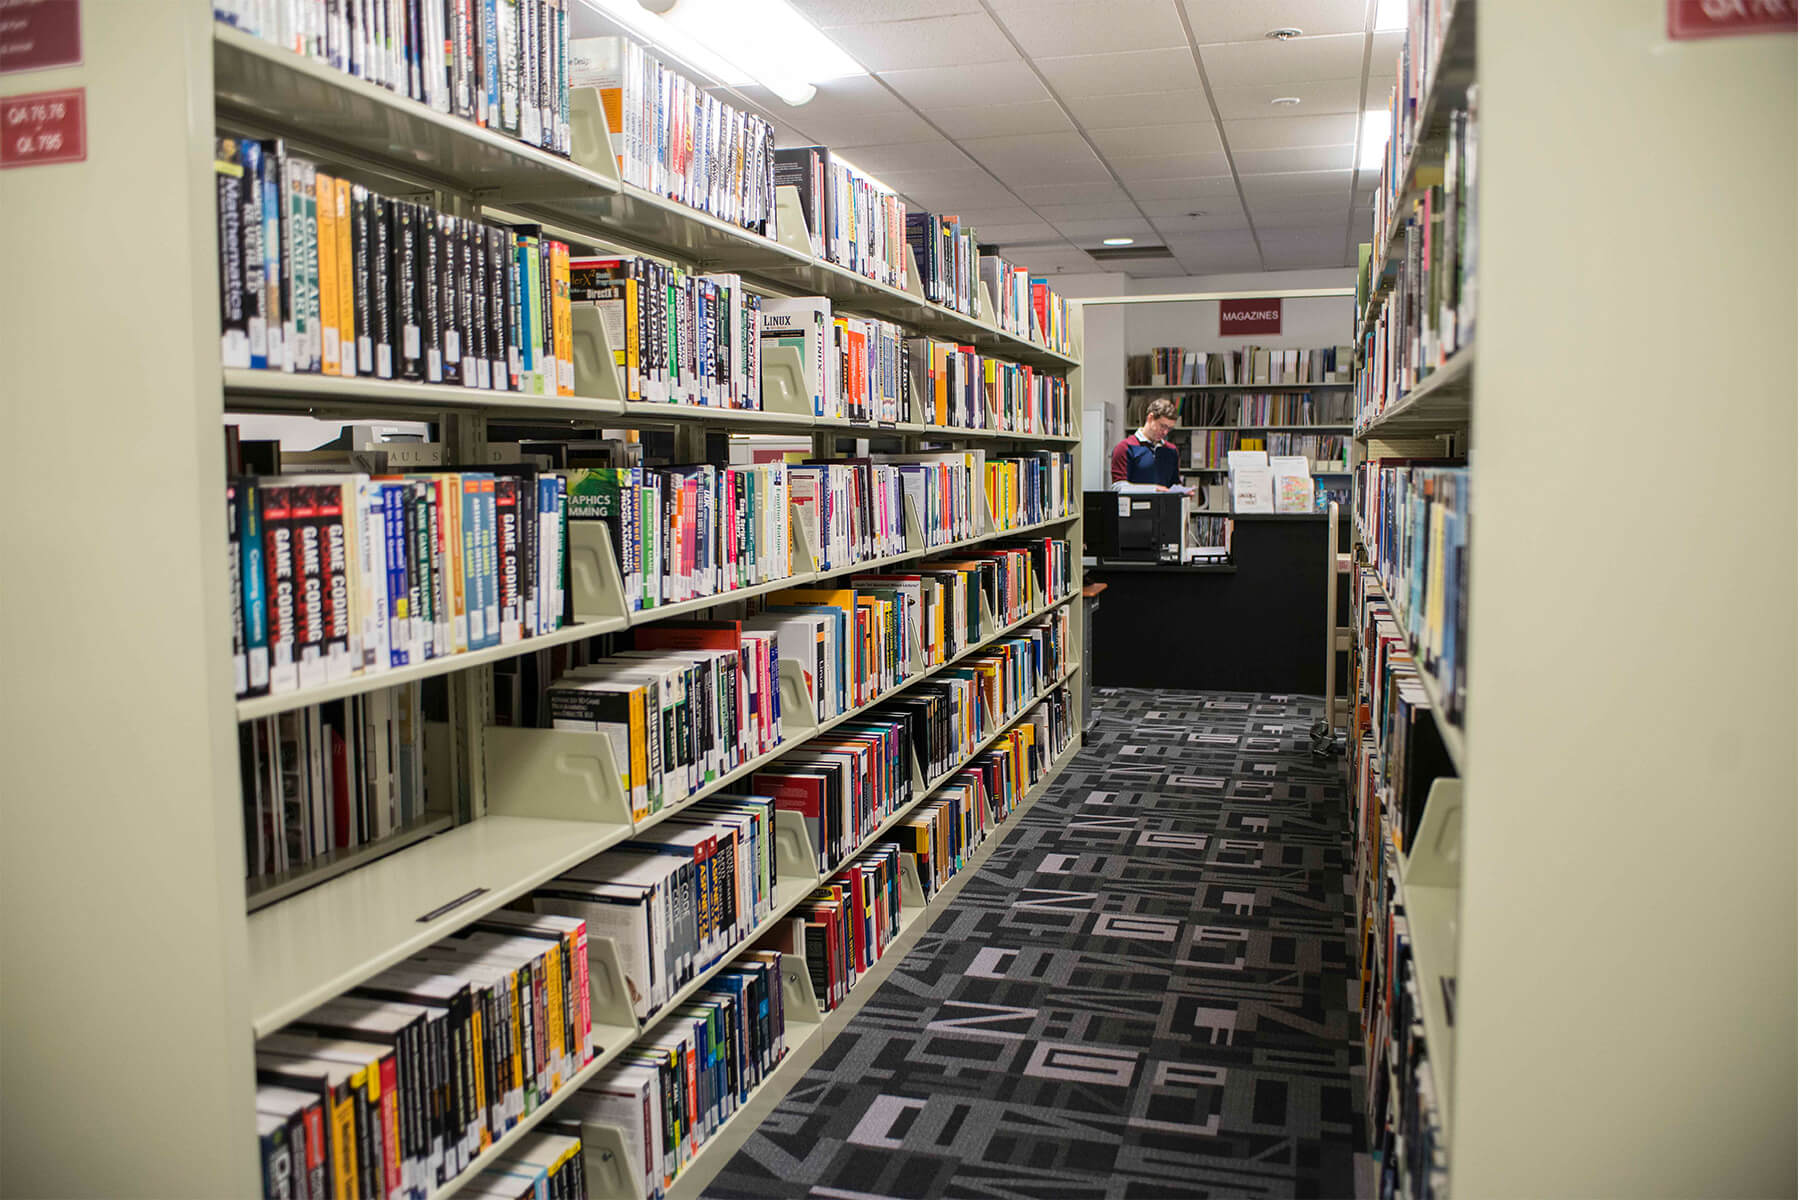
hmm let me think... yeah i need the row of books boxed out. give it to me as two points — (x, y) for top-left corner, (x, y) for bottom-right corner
(573, 36), (776, 237)
(531, 798), (784, 1021)
(566, 462), (793, 611)
(549, 953), (787, 1200)
(759, 299), (909, 424)
(255, 908), (596, 1200)
(906, 211), (980, 319)
(912, 338), (1074, 435)
(541, 625), (791, 821)
(229, 471), (570, 699)
(570, 256), (764, 409)
(985, 451), (1075, 532)
(1370, 0), (1459, 246)
(240, 684), (428, 881)
(215, 139), (574, 395)
(1357, 92), (1478, 430)
(214, 0), (573, 157)
(1238, 392), (1355, 426)
(1354, 463), (1468, 724)
(983, 248), (1071, 354)
(1127, 345), (1355, 386)
(456, 1133), (584, 1200)
(1184, 431), (1349, 471)
(773, 146), (910, 290)
(1189, 515), (1228, 550)
(1349, 570), (1452, 1200)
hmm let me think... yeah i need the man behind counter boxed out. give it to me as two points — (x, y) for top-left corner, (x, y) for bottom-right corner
(1109, 396), (1184, 490)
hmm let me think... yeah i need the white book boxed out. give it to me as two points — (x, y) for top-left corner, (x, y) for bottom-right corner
(758, 296), (830, 416)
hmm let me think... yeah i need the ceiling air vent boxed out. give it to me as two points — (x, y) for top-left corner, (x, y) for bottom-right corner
(1086, 243), (1174, 262)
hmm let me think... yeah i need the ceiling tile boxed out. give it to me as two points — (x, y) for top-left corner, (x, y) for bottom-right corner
(971, 220), (1062, 243)
(1240, 169), (1355, 197)
(1124, 258), (1197, 278)
(1222, 113), (1358, 150)
(1233, 144), (1354, 173)
(1035, 47), (1200, 98)
(1210, 77), (1366, 120)
(824, 14), (1016, 71)
(1369, 29), (1404, 74)
(1197, 34), (1368, 89)
(1062, 88), (1212, 130)
(990, 0), (1188, 57)
(791, 0), (983, 26)
(1089, 122), (1224, 159)
(882, 166), (1021, 208)
(925, 100), (1075, 139)
(1050, 217), (1158, 242)
(879, 59), (1049, 107)
(1181, 0), (1370, 44)
(960, 130), (1099, 167)
(989, 156), (1114, 187)
(933, 204), (1043, 225)
(1165, 229), (1263, 272)
(1015, 180), (1133, 205)
(1259, 228), (1354, 268)
(1254, 207), (1350, 231)
(1125, 175), (1241, 201)
(1031, 200), (1145, 221)
(832, 139), (969, 175)
(1251, 190), (1354, 214)
(1111, 151), (1232, 181)
(1013, 247), (1102, 274)
(1151, 208), (1252, 232)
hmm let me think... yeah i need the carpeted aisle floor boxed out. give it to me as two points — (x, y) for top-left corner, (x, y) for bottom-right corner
(705, 688), (1365, 1200)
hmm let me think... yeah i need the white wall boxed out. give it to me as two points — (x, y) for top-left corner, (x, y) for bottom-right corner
(1060, 267), (1356, 441)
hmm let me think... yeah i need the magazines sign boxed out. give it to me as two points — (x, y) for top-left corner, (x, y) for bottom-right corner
(1219, 297), (1281, 336)
(0, 0), (82, 75)
(1668, 0), (1795, 37)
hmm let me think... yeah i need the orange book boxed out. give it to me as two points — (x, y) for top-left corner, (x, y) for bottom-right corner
(334, 177), (355, 377)
(315, 171), (341, 375)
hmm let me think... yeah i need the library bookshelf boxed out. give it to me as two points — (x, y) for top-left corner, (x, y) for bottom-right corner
(0, 7), (1084, 1194)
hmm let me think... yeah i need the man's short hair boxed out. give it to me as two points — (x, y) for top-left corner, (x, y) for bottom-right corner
(1145, 397), (1179, 422)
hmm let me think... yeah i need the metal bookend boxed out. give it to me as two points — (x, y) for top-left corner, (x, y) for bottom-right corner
(774, 185), (814, 259)
(903, 245), (929, 303)
(1403, 778), (1463, 888)
(584, 934), (642, 1049)
(773, 808), (822, 885)
(567, 87), (626, 185)
(908, 747), (927, 798)
(482, 725), (635, 825)
(779, 948), (827, 1027)
(760, 345), (812, 416)
(578, 1121), (645, 1200)
(788, 502), (818, 576)
(571, 304), (626, 403)
(978, 591), (999, 642)
(976, 279), (1001, 331)
(903, 496), (928, 553)
(896, 854), (928, 909)
(568, 521), (631, 625)
(777, 658), (821, 737)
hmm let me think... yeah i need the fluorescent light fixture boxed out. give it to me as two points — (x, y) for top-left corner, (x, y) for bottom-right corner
(1102, 237), (1135, 246)
(1358, 110), (1391, 170)
(577, 0), (864, 106)
(1375, 0), (1407, 30)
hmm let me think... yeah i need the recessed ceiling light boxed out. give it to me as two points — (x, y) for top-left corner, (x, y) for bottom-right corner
(1271, 96), (1302, 106)
(1265, 27), (1303, 40)
(1375, 0), (1407, 30)
(1102, 237), (1135, 246)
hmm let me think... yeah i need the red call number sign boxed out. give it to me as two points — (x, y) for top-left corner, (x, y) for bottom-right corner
(0, 85), (82, 167)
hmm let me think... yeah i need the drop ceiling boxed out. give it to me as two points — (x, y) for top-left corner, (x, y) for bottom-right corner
(570, 0), (1401, 279)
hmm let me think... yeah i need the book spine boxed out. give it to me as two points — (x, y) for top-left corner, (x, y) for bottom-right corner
(291, 484), (327, 688)
(350, 183), (373, 375)
(315, 483), (353, 681)
(228, 481), (248, 698)
(215, 140), (251, 369)
(333, 177), (356, 377)
(396, 201), (421, 379)
(238, 479), (271, 696)
(496, 477), (521, 643)
(436, 212), (459, 384)
(469, 220), (490, 389)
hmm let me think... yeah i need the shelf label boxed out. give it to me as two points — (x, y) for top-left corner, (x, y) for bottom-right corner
(0, 0), (80, 75)
(1668, 0), (1796, 37)
(1220, 297), (1281, 335)
(0, 84), (81, 167)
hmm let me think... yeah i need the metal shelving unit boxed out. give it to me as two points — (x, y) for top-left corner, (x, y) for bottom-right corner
(0, 10), (1085, 1192)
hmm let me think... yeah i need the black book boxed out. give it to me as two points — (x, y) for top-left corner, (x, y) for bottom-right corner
(420, 205), (443, 383)
(371, 194), (394, 379)
(396, 201), (423, 380)
(485, 224), (509, 391)
(349, 184), (373, 376)
(469, 218), (490, 389)
(436, 212), (460, 385)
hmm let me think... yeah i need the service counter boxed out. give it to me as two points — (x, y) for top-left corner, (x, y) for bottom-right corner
(1087, 512), (1350, 694)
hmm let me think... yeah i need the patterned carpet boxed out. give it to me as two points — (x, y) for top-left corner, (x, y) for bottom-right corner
(706, 688), (1365, 1200)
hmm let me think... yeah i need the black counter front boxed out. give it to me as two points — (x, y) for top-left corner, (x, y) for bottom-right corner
(1088, 513), (1349, 694)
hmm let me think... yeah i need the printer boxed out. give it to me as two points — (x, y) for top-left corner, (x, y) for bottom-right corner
(1084, 491), (1184, 563)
